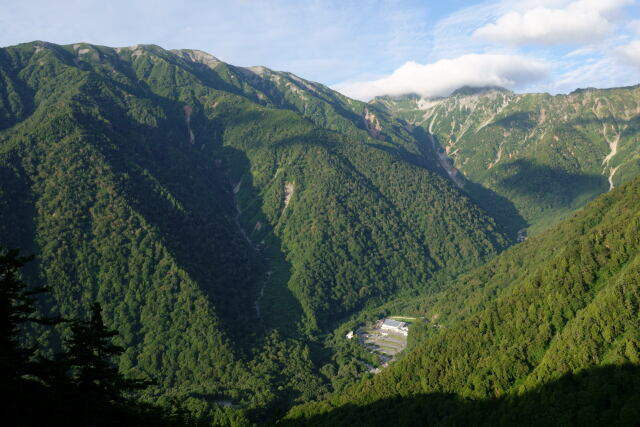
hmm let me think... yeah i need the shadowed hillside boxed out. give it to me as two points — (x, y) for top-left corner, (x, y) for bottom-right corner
(0, 41), (511, 418)
(280, 364), (640, 426)
(284, 176), (640, 425)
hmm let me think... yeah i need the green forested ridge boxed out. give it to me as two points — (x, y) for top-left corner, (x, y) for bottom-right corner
(0, 41), (509, 422)
(4, 39), (639, 425)
(284, 176), (640, 425)
(373, 85), (640, 235)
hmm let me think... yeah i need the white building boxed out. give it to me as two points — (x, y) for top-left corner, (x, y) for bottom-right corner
(380, 318), (408, 336)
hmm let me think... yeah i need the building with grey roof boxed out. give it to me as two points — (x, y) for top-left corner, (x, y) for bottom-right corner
(381, 318), (408, 336)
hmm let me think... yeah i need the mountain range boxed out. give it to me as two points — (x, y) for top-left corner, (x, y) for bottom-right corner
(1, 41), (639, 425)
(372, 84), (640, 235)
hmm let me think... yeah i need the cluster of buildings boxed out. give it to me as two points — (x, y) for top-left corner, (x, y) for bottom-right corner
(345, 317), (413, 373)
(346, 317), (410, 340)
(380, 318), (409, 336)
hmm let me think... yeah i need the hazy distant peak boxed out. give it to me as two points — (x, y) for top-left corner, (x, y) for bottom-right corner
(370, 93), (422, 103)
(569, 87), (598, 95)
(449, 85), (511, 97)
(371, 87), (510, 104)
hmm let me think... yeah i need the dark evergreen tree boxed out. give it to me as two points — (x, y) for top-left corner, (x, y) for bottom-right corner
(61, 302), (150, 402)
(0, 249), (50, 384)
(54, 303), (151, 425)
(0, 250), (187, 426)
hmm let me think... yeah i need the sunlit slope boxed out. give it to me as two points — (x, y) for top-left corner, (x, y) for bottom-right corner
(373, 86), (640, 235)
(285, 176), (640, 425)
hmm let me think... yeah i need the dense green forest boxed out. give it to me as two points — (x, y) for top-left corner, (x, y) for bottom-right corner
(285, 176), (640, 425)
(0, 41), (510, 423)
(373, 85), (640, 235)
(2, 40), (640, 426)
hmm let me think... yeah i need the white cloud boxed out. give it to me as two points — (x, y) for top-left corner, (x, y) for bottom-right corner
(427, 2), (505, 61)
(473, 0), (632, 45)
(629, 20), (640, 34)
(550, 56), (616, 92)
(617, 40), (640, 66)
(566, 46), (597, 57)
(333, 54), (549, 100)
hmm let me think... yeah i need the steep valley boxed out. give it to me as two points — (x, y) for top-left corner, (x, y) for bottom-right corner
(0, 41), (510, 422)
(2, 40), (640, 426)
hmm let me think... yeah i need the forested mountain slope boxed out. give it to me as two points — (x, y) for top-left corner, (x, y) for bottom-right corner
(284, 176), (640, 426)
(373, 86), (640, 235)
(0, 41), (509, 417)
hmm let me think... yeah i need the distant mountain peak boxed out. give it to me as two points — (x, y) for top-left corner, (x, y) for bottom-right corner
(370, 86), (511, 104)
(171, 49), (222, 67)
(450, 85), (510, 97)
(370, 93), (422, 103)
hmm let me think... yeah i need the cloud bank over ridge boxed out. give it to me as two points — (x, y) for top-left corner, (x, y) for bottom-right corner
(332, 0), (639, 101)
(334, 54), (549, 101)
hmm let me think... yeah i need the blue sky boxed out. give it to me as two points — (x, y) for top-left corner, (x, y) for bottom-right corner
(2, 0), (639, 100)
